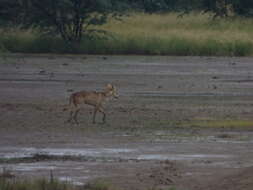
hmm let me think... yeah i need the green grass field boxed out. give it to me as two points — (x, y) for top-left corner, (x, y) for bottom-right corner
(1, 13), (253, 56)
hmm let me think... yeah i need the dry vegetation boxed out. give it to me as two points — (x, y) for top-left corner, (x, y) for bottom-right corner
(99, 12), (253, 56)
(1, 13), (253, 55)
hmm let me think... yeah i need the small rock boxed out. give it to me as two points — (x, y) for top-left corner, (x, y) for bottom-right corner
(229, 62), (236, 66)
(39, 70), (46, 75)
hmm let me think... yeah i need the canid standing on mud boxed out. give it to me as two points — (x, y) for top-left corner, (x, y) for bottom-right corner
(66, 84), (118, 124)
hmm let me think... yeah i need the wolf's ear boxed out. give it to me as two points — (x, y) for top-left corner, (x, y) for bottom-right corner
(106, 84), (113, 89)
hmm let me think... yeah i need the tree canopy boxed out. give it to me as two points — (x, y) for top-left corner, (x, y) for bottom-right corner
(0, 0), (135, 43)
(0, 0), (253, 44)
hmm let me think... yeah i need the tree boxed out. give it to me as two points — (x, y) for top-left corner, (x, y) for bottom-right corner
(133, 0), (184, 12)
(232, 0), (253, 17)
(200, 0), (253, 18)
(0, 0), (133, 44)
(0, 0), (26, 26)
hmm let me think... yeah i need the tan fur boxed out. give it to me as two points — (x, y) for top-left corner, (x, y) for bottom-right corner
(66, 84), (118, 124)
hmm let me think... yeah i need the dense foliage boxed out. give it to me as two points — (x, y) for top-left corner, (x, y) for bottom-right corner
(0, 0), (134, 44)
(137, 0), (253, 16)
(201, 0), (253, 17)
(0, 0), (253, 44)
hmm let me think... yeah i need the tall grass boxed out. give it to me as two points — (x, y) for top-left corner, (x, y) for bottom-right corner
(0, 177), (115, 190)
(0, 178), (74, 190)
(1, 13), (253, 56)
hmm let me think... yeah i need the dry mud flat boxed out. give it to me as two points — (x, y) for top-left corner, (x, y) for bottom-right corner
(0, 54), (253, 190)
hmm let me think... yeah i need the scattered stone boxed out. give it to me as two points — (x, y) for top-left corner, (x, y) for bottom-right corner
(229, 62), (236, 66)
(39, 70), (46, 75)
(217, 133), (233, 139)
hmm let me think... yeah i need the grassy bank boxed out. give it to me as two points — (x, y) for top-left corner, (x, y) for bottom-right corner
(0, 176), (113, 190)
(0, 178), (74, 190)
(1, 13), (253, 56)
(0, 176), (176, 190)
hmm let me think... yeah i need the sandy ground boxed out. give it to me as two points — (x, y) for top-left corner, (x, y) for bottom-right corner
(0, 54), (253, 190)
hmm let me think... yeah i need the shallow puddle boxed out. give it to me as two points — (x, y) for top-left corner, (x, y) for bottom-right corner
(0, 147), (136, 159)
(137, 154), (231, 161)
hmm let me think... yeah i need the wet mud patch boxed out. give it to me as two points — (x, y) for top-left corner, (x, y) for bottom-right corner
(200, 166), (253, 190)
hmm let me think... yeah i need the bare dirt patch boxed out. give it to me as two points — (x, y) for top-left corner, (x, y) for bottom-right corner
(1, 55), (253, 190)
